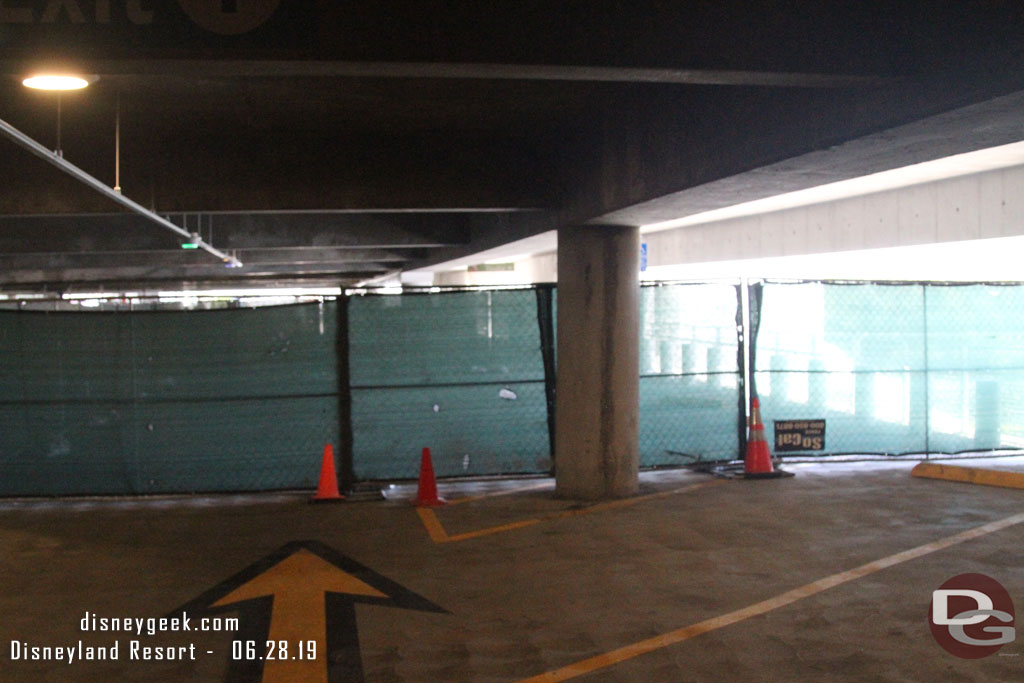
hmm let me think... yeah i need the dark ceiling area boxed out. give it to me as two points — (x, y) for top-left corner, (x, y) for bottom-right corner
(2, 1), (1024, 292)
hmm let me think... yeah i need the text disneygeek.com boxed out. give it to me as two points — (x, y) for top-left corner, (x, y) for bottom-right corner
(7, 611), (241, 664)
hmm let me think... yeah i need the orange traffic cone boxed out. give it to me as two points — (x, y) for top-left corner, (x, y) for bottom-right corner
(745, 396), (780, 478)
(311, 444), (345, 502)
(414, 447), (446, 506)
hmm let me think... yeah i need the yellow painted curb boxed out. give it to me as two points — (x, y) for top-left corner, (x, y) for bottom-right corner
(911, 462), (1024, 490)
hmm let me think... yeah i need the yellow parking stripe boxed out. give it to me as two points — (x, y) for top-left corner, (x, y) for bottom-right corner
(415, 507), (451, 543)
(517, 509), (1024, 681)
(418, 480), (722, 544)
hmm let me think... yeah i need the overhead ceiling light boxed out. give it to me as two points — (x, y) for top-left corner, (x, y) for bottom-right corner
(22, 74), (94, 91)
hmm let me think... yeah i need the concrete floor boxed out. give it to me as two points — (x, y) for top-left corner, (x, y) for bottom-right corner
(1, 459), (1022, 682)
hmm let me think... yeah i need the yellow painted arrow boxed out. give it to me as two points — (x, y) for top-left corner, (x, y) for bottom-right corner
(174, 541), (446, 683)
(213, 549), (385, 683)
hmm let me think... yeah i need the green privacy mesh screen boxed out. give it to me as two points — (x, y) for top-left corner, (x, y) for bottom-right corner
(349, 290), (550, 479)
(0, 303), (338, 495)
(639, 283), (742, 465)
(1, 284), (744, 495)
(18, 278), (1021, 496)
(754, 282), (926, 455)
(925, 285), (1024, 453)
(754, 282), (1024, 456)
(349, 284), (742, 479)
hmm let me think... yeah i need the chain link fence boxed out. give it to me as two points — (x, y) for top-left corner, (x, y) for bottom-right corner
(0, 303), (338, 495)
(349, 288), (552, 480)
(639, 283), (743, 466)
(348, 283), (743, 481)
(4, 279), (1023, 495)
(753, 281), (1024, 457)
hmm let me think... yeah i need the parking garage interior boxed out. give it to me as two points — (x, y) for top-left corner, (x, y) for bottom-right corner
(3, 3), (1024, 681)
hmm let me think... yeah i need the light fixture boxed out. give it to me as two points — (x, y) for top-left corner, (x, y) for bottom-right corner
(22, 74), (94, 91)
(181, 232), (201, 249)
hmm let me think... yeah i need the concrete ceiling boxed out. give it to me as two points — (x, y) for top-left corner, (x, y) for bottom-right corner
(2, 1), (1024, 293)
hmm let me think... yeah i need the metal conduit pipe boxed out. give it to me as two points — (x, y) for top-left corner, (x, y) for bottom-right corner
(0, 116), (243, 268)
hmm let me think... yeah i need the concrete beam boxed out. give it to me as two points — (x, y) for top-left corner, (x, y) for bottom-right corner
(0, 248), (413, 270)
(0, 213), (473, 253)
(408, 78), (1024, 275)
(0, 262), (395, 287)
(0, 123), (553, 215)
(3, 2), (1020, 77)
(601, 90), (1024, 228)
(0, 59), (886, 88)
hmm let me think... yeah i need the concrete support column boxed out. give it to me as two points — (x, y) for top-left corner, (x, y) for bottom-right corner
(661, 340), (681, 374)
(707, 346), (723, 384)
(974, 380), (1000, 449)
(910, 371), (928, 436)
(770, 355), (789, 402)
(555, 225), (640, 499)
(641, 336), (659, 375)
(640, 288), (658, 375)
(855, 372), (874, 417)
(809, 358), (826, 405)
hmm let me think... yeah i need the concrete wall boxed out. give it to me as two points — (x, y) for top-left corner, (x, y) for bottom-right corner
(644, 164), (1024, 268)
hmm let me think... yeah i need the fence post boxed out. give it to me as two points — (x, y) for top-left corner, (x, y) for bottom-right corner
(337, 295), (355, 491)
(535, 284), (557, 473)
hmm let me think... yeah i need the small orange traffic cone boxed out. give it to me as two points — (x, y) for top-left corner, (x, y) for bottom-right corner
(311, 444), (345, 502)
(745, 396), (781, 478)
(414, 447), (446, 506)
